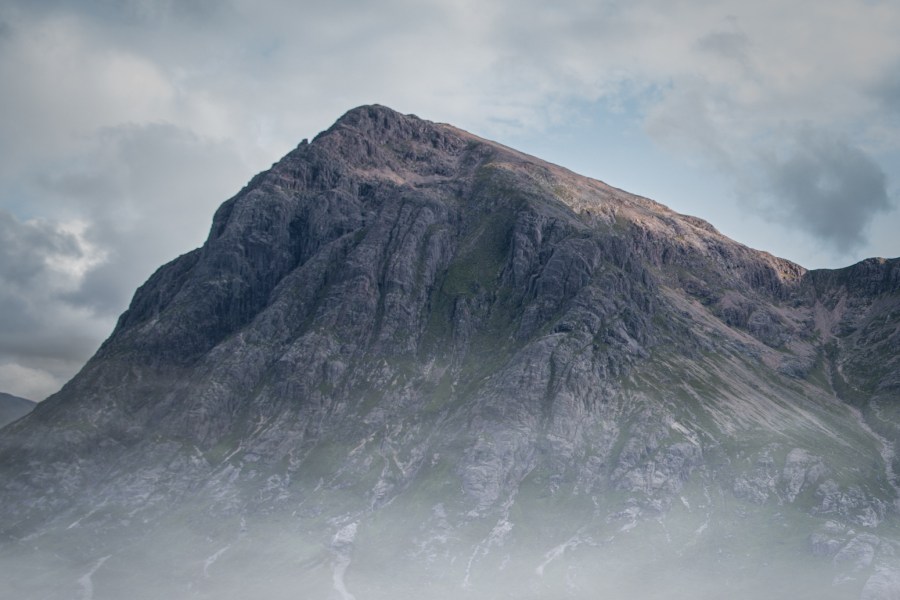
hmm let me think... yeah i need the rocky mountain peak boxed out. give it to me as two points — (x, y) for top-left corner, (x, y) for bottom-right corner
(1, 106), (898, 600)
(302, 104), (474, 183)
(323, 103), (432, 141)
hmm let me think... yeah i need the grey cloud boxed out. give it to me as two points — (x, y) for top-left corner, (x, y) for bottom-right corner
(643, 81), (734, 169)
(0, 210), (107, 397)
(37, 122), (248, 316)
(869, 64), (900, 115)
(5, 0), (228, 25)
(0, 321), (100, 364)
(0, 210), (82, 286)
(695, 30), (750, 64)
(765, 130), (891, 253)
(0, 123), (247, 397)
(104, 0), (229, 22)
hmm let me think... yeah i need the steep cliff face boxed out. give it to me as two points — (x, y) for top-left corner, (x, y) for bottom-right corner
(1, 106), (898, 599)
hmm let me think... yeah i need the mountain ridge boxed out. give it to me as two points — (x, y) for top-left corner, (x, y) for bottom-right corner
(1, 105), (898, 599)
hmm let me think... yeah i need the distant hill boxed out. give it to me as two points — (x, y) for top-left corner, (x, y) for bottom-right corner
(0, 392), (35, 429)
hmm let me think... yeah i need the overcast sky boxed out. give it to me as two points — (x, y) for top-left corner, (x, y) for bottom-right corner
(1, 0), (899, 400)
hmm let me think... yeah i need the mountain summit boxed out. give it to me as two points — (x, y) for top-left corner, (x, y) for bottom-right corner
(1, 105), (898, 599)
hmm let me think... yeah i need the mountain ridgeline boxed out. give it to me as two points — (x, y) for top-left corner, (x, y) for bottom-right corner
(1, 105), (899, 599)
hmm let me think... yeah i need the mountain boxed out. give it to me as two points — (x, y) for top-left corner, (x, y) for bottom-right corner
(0, 392), (34, 429)
(1, 105), (898, 599)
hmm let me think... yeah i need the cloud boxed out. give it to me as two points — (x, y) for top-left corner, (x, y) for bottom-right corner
(695, 29), (751, 65)
(869, 63), (900, 131)
(0, 121), (247, 398)
(39, 122), (248, 316)
(0, 211), (84, 286)
(0, 210), (109, 399)
(761, 130), (891, 254)
(0, 362), (60, 402)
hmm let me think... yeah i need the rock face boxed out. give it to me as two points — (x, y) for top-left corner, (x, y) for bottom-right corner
(1, 105), (898, 599)
(0, 392), (34, 429)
